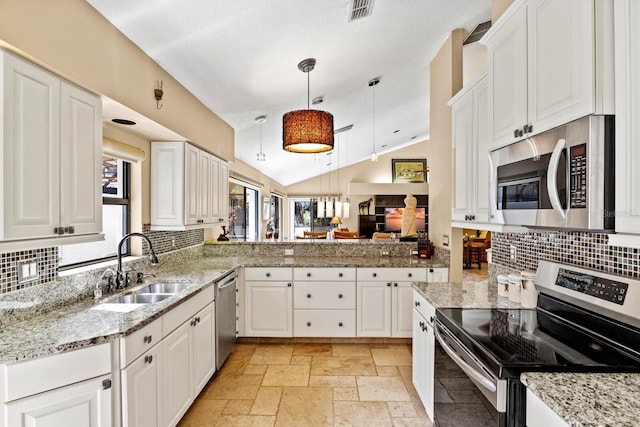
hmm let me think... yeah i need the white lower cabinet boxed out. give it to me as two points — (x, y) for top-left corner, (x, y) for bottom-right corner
(357, 268), (428, 337)
(119, 285), (216, 427)
(163, 302), (215, 427)
(412, 290), (436, 422)
(1, 343), (112, 427)
(5, 374), (112, 427)
(526, 388), (568, 427)
(244, 268), (293, 337)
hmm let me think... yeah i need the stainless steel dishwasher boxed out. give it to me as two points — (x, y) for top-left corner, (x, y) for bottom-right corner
(215, 269), (237, 369)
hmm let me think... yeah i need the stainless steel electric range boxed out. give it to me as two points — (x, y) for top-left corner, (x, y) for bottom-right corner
(434, 260), (640, 426)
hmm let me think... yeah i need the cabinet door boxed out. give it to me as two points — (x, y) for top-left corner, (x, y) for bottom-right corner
(209, 155), (221, 222)
(163, 321), (192, 427)
(2, 52), (60, 240)
(122, 348), (161, 427)
(356, 282), (391, 337)
(60, 82), (102, 235)
(184, 144), (200, 226)
(5, 374), (112, 427)
(192, 303), (215, 395)
(412, 309), (435, 422)
(245, 281), (293, 337)
(527, 0), (594, 132)
(486, 0), (528, 149)
(427, 268), (449, 283)
(197, 149), (212, 224)
(391, 283), (413, 337)
(451, 87), (474, 222)
(218, 160), (229, 223)
(614, 0), (640, 233)
(473, 78), (491, 223)
(151, 142), (185, 227)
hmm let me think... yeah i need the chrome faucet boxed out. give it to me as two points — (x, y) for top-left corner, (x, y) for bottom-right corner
(116, 233), (159, 289)
(95, 267), (116, 299)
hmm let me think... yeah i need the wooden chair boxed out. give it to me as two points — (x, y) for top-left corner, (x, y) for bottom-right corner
(333, 230), (361, 239)
(303, 231), (327, 239)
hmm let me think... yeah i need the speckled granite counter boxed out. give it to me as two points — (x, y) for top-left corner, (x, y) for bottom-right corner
(521, 372), (640, 426)
(411, 280), (640, 427)
(0, 252), (447, 364)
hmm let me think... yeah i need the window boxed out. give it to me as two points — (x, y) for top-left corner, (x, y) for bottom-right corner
(229, 180), (258, 241)
(266, 194), (283, 240)
(58, 157), (130, 268)
(289, 198), (330, 238)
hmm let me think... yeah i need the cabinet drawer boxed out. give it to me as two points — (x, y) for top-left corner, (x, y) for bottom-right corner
(413, 290), (435, 322)
(294, 310), (356, 337)
(293, 282), (355, 309)
(358, 268), (427, 282)
(2, 343), (111, 402)
(163, 284), (214, 337)
(120, 318), (162, 368)
(245, 267), (292, 281)
(293, 268), (356, 281)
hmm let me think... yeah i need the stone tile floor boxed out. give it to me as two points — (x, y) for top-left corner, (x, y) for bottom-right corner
(178, 342), (434, 426)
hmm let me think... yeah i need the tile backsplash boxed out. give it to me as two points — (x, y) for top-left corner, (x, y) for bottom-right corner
(0, 228), (204, 295)
(491, 231), (640, 279)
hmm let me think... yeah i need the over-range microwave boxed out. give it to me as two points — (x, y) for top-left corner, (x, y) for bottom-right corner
(488, 115), (615, 231)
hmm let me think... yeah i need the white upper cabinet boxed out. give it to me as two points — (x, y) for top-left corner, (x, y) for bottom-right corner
(613, 0), (640, 234)
(450, 72), (490, 225)
(482, 0), (614, 149)
(151, 141), (229, 230)
(1, 49), (102, 243)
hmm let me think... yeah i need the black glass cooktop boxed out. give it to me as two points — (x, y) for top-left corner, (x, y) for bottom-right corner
(436, 304), (640, 379)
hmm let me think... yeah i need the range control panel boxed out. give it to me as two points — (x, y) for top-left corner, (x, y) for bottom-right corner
(569, 144), (587, 209)
(556, 268), (628, 305)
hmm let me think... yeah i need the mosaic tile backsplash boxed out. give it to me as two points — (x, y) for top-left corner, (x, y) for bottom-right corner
(491, 231), (640, 279)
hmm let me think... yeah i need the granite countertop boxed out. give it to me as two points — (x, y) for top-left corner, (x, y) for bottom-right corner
(412, 280), (640, 426)
(0, 255), (446, 364)
(521, 372), (640, 426)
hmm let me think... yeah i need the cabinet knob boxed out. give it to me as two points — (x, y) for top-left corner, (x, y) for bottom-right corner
(54, 227), (64, 235)
(422, 325), (428, 332)
(307, 293), (312, 298)
(372, 273), (377, 277)
(338, 322), (343, 327)
(191, 319), (196, 326)
(307, 272), (311, 277)
(419, 321), (424, 328)
(387, 282), (391, 287)
(408, 273), (412, 278)
(514, 129), (519, 138)
(527, 124), (533, 133)
(338, 294), (343, 299)
(394, 283), (398, 287)
(429, 268), (434, 273)
(338, 273), (343, 277)
(64, 226), (75, 234)
(145, 355), (153, 364)
(287, 283), (292, 287)
(102, 379), (112, 390)
(430, 316), (434, 323)
(266, 272), (271, 277)
(144, 335), (153, 344)
(414, 301), (420, 307)
(307, 322), (311, 327)
(196, 316), (200, 323)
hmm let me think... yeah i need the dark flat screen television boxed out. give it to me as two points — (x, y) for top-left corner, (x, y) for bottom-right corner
(384, 207), (426, 232)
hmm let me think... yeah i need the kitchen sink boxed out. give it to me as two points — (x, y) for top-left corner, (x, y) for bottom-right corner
(135, 282), (192, 294)
(112, 293), (172, 304)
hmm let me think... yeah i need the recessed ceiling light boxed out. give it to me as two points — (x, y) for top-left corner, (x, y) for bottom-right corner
(393, 129), (400, 134)
(111, 118), (137, 126)
(312, 96), (324, 105)
(381, 144), (387, 148)
(411, 136), (417, 140)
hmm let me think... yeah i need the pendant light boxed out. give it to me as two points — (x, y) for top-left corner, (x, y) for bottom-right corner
(255, 115), (266, 162)
(283, 58), (334, 153)
(368, 77), (380, 162)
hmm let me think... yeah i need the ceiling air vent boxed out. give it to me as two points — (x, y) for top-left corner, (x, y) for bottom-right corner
(349, 0), (375, 22)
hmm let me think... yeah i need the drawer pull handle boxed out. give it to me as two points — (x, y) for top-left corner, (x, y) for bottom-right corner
(338, 322), (343, 327)
(414, 301), (420, 307)
(307, 293), (312, 298)
(419, 321), (425, 328)
(338, 294), (343, 299)
(145, 355), (153, 364)
(144, 335), (153, 344)
(307, 322), (311, 327)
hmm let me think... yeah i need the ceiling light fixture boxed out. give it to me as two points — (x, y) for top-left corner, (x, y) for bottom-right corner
(283, 58), (334, 153)
(368, 77), (380, 162)
(255, 115), (267, 162)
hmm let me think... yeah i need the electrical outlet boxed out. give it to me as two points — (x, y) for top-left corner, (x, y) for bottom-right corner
(510, 245), (517, 261)
(171, 237), (176, 248)
(17, 260), (38, 283)
(284, 249), (294, 256)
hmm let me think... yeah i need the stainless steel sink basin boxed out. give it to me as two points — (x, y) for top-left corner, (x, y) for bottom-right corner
(135, 282), (192, 294)
(112, 293), (172, 304)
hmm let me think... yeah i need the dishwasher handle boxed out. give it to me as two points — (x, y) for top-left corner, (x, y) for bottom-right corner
(216, 272), (236, 289)
(434, 322), (497, 393)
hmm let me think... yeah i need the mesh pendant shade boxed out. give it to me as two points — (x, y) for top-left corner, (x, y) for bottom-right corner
(283, 110), (334, 153)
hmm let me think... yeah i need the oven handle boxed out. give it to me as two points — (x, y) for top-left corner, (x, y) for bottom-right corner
(433, 323), (497, 393)
(547, 138), (567, 219)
